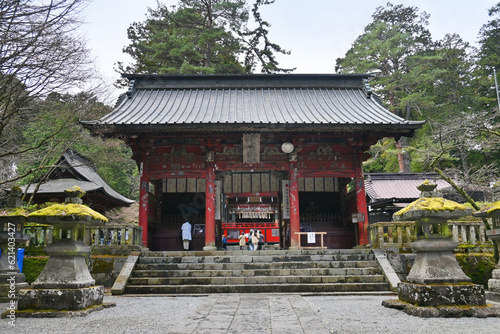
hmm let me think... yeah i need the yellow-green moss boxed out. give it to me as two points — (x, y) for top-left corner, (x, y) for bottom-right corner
(395, 197), (470, 216)
(28, 203), (108, 222)
(455, 253), (496, 288)
(65, 185), (85, 198)
(23, 256), (49, 284)
(0, 207), (28, 216)
(90, 257), (114, 273)
(486, 201), (500, 215)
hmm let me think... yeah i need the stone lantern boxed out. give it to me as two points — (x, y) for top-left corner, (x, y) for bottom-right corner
(383, 181), (497, 317)
(16, 186), (110, 315)
(472, 201), (500, 302)
(0, 187), (29, 302)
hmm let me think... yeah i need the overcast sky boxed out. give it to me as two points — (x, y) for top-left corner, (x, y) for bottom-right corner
(81, 0), (499, 99)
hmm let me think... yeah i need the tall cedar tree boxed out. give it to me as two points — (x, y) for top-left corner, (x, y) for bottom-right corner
(115, 0), (293, 83)
(336, 3), (436, 173)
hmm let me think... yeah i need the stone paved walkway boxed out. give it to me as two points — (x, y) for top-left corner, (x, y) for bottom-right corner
(2, 294), (500, 334)
(169, 294), (330, 334)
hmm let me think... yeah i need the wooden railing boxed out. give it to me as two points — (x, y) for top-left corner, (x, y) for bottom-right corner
(294, 232), (327, 249)
(369, 221), (489, 249)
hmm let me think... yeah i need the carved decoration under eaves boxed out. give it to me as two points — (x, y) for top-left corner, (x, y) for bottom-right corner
(220, 146), (242, 155)
(262, 145), (282, 155)
(318, 144), (333, 155)
(205, 151), (215, 162)
(289, 151), (298, 162)
(165, 147), (193, 156)
(309, 144), (335, 156)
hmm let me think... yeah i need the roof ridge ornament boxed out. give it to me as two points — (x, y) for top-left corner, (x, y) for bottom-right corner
(362, 79), (372, 98)
(126, 79), (136, 98)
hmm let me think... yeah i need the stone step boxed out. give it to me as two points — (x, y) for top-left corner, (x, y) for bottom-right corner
(125, 282), (391, 294)
(132, 266), (382, 278)
(128, 274), (387, 286)
(142, 249), (372, 257)
(135, 260), (380, 271)
(137, 253), (376, 264)
(122, 249), (391, 295)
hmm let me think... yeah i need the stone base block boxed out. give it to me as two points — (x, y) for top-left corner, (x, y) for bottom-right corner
(486, 291), (500, 303)
(0, 272), (28, 302)
(492, 268), (500, 279)
(383, 299), (500, 318)
(17, 285), (104, 311)
(398, 282), (486, 306)
(488, 278), (500, 292)
(2, 303), (116, 319)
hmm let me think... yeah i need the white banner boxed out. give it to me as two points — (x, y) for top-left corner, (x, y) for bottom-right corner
(215, 180), (221, 220)
(282, 180), (290, 219)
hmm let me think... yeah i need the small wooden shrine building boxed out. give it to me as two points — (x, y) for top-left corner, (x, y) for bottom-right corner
(21, 149), (134, 212)
(83, 74), (423, 251)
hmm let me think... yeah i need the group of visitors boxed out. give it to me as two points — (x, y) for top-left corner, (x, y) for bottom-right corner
(183, 222), (265, 251)
(238, 229), (264, 250)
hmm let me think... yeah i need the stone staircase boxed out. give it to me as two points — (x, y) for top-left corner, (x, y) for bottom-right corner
(124, 249), (391, 294)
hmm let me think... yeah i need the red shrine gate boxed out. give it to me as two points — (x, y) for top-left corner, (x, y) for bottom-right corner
(134, 134), (369, 250)
(83, 74), (423, 250)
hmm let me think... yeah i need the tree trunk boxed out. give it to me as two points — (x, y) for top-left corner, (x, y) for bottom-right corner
(397, 136), (411, 173)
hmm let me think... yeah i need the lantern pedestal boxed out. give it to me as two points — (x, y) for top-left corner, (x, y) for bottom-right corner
(382, 182), (500, 317)
(0, 234), (29, 303)
(11, 187), (114, 317)
(0, 187), (29, 302)
(485, 229), (500, 302)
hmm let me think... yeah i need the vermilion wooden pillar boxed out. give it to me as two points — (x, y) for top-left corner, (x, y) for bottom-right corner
(138, 160), (149, 247)
(354, 151), (369, 245)
(289, 162), (300, 249)
(204, 161), (217, 250)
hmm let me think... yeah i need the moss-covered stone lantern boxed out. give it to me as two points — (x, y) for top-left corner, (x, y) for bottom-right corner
(473, 201), (500, 303)
(0, 187), (29, 302)
(16, 186), (111, 315)
(382, 181), (496, 317)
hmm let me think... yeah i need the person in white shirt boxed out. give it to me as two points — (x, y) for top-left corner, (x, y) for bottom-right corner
(181, 221), (192, 251)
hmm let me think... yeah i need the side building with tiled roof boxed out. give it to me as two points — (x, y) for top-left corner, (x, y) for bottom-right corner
(21, 149), (134, 212)
(365, 173), (490, 223)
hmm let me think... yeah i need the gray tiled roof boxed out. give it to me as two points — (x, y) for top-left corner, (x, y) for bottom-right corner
(83, 74), (424, 134)
(364, 173), (455, 202)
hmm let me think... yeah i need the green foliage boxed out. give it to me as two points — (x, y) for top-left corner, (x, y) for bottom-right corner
(16, 92), (109, 184)
(116, 0), (293, 82)
(12, 91), (138, 202)
(455, 253), (496, 288)
(338, 2), (500, 185)
(363, 138), (400, 173)
(73, 140), (139, 200)
(475, 3), (500, 107)
(23, 256), (49, 284)
(336, 3), (434, 117)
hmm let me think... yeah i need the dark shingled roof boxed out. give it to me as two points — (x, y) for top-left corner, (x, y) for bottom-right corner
(82, 74), (424, 136)
(21, 150), (134, 207)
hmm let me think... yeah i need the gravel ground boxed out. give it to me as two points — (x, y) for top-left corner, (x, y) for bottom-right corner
(305, 295), (500, 334)
(1, 294), (500, 334)
(0, 295), (203, 334)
